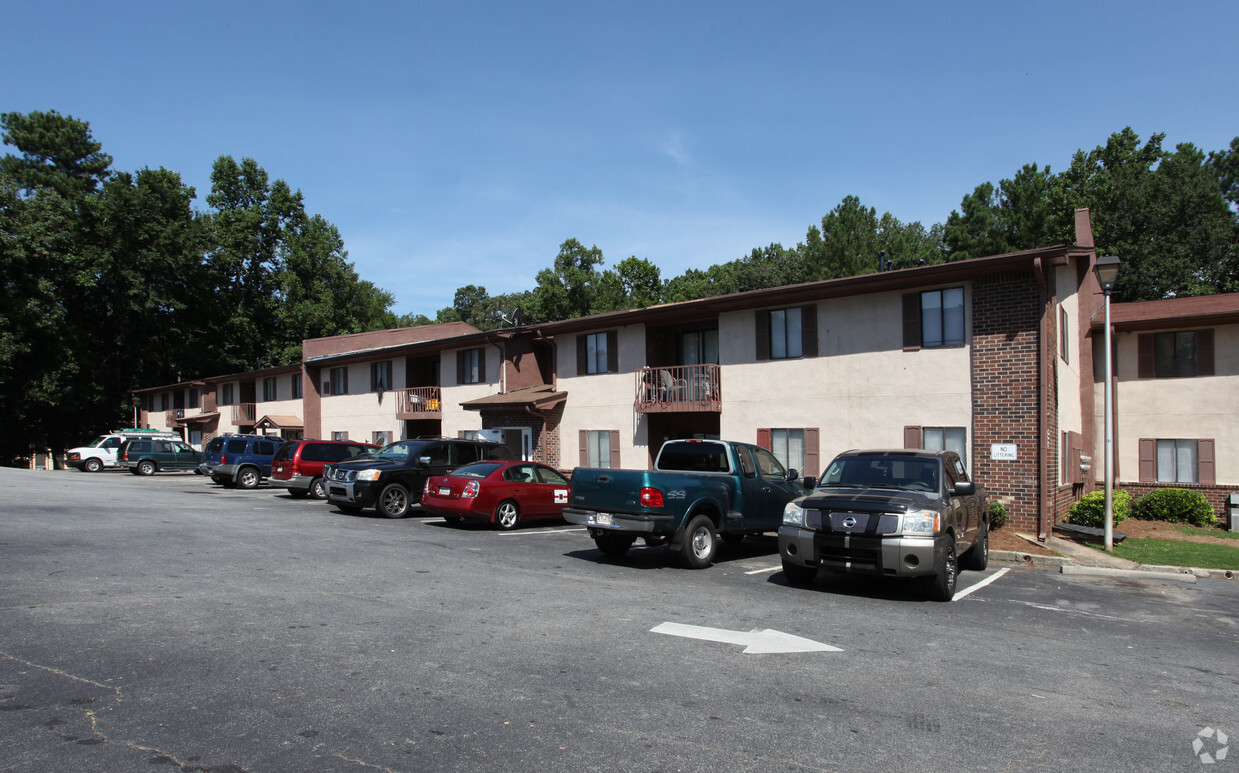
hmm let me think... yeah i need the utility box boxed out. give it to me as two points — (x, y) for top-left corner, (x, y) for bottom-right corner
(1229, 493), (1239, 533)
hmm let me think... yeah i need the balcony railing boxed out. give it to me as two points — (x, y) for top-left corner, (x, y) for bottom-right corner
(635, 364), (721, 414)
(164, 409), (185, 427)
(232, 403), (256, 425)
(397, 386), (443, 420)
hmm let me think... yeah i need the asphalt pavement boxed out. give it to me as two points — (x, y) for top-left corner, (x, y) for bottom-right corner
(2, 468), (1237, 772)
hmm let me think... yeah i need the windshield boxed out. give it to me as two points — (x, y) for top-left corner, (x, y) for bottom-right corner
(87, 436), (109, 448)
(819, 456), (939, 493)
(372, 441), (428, 461)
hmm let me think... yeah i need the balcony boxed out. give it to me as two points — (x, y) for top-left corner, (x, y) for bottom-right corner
(635, 365), (721, 414)
(397, 386), (443, 420)
(232, 403), (256, 425)
(164, 409), (185, 428)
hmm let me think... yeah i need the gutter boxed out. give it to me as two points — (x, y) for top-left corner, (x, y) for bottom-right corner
(1034, 258), (1049, 542)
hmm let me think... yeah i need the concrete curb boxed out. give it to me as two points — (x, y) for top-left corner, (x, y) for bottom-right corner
(991, 549), (1073, 568)
(992, 549), (1238, 582)
(1061, 565), (1197, 582)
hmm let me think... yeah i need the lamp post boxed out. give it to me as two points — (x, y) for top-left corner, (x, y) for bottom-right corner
(132, 396), (141, 429)
(1094, 255), (1121, 551)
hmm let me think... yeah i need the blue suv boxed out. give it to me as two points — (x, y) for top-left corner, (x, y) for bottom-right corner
(200, 435), (286, 489)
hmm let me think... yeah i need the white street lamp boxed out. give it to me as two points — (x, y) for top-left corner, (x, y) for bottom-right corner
(1094, 255), (1121, 551)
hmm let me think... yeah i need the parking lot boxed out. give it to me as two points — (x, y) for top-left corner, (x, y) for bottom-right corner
(2, 467), (1236, 772)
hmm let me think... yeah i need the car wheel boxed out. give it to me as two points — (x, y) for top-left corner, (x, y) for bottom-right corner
(288, 489), (309, 499)
(137, 460), (156, 476)
(782, 559), (818, 586)
(594, 532), (635, 557)
(308, 477), (326, 500)
(923, 535), (958, 602)
(680, 514), (717, 569)
(84, 458), (103, 473)
(237, 467), (260, 490)
(960, 522), (989, 571)
(378, 484), (410, 518)
(495, 500), (520, 530)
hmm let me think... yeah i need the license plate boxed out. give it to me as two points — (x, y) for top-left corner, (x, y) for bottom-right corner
(594, 513), (614, 526)
(438, 487), (451, 495)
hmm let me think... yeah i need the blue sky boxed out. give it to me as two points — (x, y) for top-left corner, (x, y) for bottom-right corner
(4, 1), (1237, 317)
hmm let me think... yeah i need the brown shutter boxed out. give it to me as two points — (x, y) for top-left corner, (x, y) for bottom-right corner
(1138, 438), (1156, 482)
(804, 428), (820, 477)
(1196, 329), (1214, 376)
(579, 430), (588, 466)
(801, 305), (818, 357)
(755, 311), (770, 361)
(457, 351), (465, 384)
(756, 428), (771, 449)
(322, 381), (331, 396)
(902, 293), (921, 351)
(1198, 439), (1215, 485)
(609, 430), (621, 469)
(577, 335), (587, 375)
(904, 426), (923, 449)
(606, 330), (618, 373)
(478, 348), (487, 383)
(1137, 334), (1154, 378)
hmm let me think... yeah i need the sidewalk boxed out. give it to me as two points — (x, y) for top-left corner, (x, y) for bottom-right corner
(990, 532), (1237, 582)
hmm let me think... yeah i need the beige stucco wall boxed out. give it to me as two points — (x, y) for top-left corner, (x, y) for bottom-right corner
(556, 326), (649, 468)
(720, 291), (973, 463)
(440, 344), (502, 437)
(1100, 324), (1239, 484)
(1055, 266), (1084, 444)
(318, 363), (403, 442)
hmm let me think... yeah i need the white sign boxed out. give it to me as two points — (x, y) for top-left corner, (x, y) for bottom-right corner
(991, 444), (1018, 460)
(650, 622), (842, 654)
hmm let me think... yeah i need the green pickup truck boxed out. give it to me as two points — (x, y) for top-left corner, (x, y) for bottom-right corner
(563, 439), (810, 568)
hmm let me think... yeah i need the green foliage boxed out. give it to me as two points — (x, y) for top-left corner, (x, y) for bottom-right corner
(1130, 488), (1218, 527)
(0, 110), (112, 197)
(1067, 489), (1132, 528)
(988, 500), (1008, 529)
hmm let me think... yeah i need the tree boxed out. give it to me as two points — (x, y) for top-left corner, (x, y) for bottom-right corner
(0, 110), (112, 198)
(530, 238), (606, 321)
(803, 196), (881, 280)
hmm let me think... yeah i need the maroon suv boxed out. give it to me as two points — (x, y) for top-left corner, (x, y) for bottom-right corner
(270, 439), (378, 500)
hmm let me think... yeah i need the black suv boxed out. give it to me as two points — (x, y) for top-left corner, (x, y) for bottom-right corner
(199, 435), (285, 489)
(324, 437), (514, 518)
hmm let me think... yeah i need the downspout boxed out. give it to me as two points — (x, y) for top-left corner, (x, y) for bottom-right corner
(1034, 258), (1049, 542)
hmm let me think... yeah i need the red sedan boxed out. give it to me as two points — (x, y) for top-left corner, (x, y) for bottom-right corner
(421, 461), (571, 530)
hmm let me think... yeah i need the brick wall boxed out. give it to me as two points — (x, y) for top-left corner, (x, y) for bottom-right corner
(970, 270), (1045, 532)
(479, 404), (564, 471)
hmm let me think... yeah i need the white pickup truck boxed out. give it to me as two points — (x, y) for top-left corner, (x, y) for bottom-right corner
(65, 429), (180, 472)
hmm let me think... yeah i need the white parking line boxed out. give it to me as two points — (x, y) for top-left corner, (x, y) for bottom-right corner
(745, 565), (782, 575)
(497, 527), (588, 536)
(952, 568), (1010, 600)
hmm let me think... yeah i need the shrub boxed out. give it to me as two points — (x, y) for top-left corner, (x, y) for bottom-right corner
(988, 500), (1008, 529)
(1130, 488), (1217, 527)
(1067, 489), (1132, 528)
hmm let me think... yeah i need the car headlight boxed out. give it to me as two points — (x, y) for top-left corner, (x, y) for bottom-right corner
(902, 509), (941, 534)
(783, 501), (806, 527)
(357, 469), (381, 482)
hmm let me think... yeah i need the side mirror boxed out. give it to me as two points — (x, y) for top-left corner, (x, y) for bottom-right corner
(802, 477), (817, 491)
(951, 481), (976, 496)
(785, 468), (799, 482)
(417, 456), (432, 467)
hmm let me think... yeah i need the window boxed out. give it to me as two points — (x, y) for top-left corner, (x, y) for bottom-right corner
(1138, 330), (1213, 379)
(903, 288), (965, 349)
(262, 377), (277, 402)
(188, 388), (199, 409)
(458, 348), (484, 384)
(371, 360), (392, 392)
(220, 383), (234, 406)
(1140, 438), (1215, 484)
(372, 430), (392, 446)
(576, 331), (617, 375)
(757, 428), (820, 476)
(290, 374), (302, 399)
(755, 306), (817, 360)
(1059, 306), (1069, 364)
(159, 393), (169, 411)
(328, 367), (348, 395)
(580, 430), (618, 468)
(905, 425), (968, 469)
(751, 446), (788, 479)
(331, 431), (349, 441)
(680, 330), (719, 365)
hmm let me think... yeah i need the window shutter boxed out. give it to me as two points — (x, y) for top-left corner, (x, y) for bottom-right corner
(478, 348), (487, 382)
(756, 428), (771, 449)
(1138, 438), (1156, 482)
(902, 293), (921, 351)
(322, 381), (331, 396)
(800, 305), (818, 357)
(370, 363), (377, 392)
(904, 426), (923, 449)
(1196, 329), (1214, 376)
(804, 428), (820, 477)
(1198, 439), (1215, 485)
(606, 331), (618, 373)
(609, 430), (621, 469)
(1137, 334), (1154, 378)
(755, 311), (770, 361)
(579, 430), (588, 467)
(577, 335), (588, 375)
(457, 351), (465, 385)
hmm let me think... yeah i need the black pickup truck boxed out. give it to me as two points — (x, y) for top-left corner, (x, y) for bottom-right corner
(777, 449), (989, 601)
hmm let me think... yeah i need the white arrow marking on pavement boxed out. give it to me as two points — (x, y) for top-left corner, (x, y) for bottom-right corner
(650, 622), (842, 654)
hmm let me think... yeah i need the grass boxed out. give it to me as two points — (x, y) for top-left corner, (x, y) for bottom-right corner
(1106, 538), (1239, 571)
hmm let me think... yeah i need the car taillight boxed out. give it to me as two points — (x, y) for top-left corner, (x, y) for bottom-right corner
(220, 453), (227, 464)
(463, 480), (480, 498)
(290, 462), (300, 475)
(640, 487), (664, 507)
